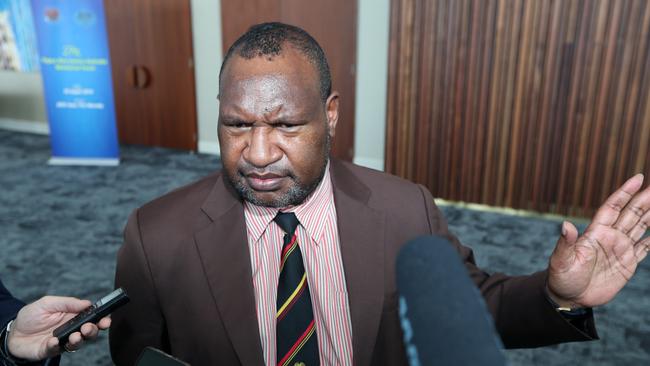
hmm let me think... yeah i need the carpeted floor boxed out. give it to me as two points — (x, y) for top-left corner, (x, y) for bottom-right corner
(0, 130), (648, 365)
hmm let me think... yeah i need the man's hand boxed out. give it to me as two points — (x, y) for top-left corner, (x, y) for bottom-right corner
(6, 296), (111, 361)
(546, 174), (650, 309)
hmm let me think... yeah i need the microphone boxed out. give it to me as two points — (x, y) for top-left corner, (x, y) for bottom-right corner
(396, 235), (507, 366)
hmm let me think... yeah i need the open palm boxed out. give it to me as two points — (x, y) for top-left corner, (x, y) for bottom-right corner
(547, 174), (650, 308)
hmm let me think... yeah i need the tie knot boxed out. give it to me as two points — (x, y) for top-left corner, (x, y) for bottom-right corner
(273, 212), (300, 235)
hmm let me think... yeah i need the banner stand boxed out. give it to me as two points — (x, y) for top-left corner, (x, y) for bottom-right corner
(48, 157), (119, 166)
(31, 0), (120, 166)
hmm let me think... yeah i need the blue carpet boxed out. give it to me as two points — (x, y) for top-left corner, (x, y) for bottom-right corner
(0, 130), (648, 365)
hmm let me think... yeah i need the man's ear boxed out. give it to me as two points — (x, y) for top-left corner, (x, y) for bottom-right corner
(325, 92), (339, 138)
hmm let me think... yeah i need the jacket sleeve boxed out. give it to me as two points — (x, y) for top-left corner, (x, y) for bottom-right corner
(0, 280), (23, 331)
(110, 210), (168, 365)
(417, 184), (598, 348)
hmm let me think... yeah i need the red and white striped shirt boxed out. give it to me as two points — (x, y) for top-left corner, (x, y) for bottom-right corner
(244, 164), (354, 365)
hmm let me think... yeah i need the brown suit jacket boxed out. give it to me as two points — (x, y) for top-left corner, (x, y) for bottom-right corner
(110, 159), (595, 366)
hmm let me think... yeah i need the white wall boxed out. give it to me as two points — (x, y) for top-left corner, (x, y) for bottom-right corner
(0, 71), (48, 133)
(190, 0), (222, 155)
(353, 0), (390, 171)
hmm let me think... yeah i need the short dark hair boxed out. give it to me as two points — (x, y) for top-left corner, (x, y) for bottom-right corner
(219, 22), (332, 102)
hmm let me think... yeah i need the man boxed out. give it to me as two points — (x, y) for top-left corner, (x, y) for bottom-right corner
(0, 279), (111, 365)
(110, 22), (650, 366)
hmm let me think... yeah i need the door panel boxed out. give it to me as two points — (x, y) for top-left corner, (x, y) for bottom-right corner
(220, 0), (282, 50)
(104, 0), (144, 146)
(105, 0), (197, 150)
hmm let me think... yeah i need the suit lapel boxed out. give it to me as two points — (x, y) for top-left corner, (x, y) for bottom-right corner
(194, 174), (264, 365)
(331, 160), (386, 366)
(193, 163), (386, 366)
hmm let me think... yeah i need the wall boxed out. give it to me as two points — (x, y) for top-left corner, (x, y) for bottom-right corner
(354, 0), (390, 171)
(0, 71), (48, 133)
(386, 0), (650, 216)
(191, 0), (223, 155)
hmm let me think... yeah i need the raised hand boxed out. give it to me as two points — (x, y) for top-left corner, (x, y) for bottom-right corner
(546, 174), (650, 309)
(7, 296), (111, 361)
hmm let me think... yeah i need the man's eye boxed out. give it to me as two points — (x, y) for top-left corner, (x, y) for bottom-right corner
(276, 123), (299, 130)
(228, 122), (251, 129)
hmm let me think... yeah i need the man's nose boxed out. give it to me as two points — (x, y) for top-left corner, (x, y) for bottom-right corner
(243, 127), (282, 168)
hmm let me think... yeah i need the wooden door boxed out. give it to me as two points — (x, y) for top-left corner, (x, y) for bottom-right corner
(220, 0), (357, 161)
(105, 0), (197, 150)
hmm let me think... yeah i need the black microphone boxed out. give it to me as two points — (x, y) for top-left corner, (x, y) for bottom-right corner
(396, 235), (507, 366)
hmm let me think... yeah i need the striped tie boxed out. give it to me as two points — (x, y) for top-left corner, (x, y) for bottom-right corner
(274, 212), (320, 366)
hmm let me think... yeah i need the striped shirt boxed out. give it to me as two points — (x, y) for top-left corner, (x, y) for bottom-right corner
(244, 164), (354, 365)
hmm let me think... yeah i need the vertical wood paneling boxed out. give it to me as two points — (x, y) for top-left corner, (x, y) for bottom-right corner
(387, 0), (650, 216)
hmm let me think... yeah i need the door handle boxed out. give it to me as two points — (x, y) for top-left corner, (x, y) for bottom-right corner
(126, 65), (151, 89)
(135, 65), (151, 88)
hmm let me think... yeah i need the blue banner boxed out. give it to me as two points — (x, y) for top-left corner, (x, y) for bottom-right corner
(31, 0), (119, 164)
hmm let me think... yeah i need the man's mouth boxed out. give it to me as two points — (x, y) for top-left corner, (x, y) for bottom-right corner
(245, 173), (286, 191)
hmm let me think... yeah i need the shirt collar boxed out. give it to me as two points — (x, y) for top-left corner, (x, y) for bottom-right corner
(244, 162), (333, 245)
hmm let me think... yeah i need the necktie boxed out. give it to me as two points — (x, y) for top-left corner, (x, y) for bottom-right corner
(274, 212), (320, 366)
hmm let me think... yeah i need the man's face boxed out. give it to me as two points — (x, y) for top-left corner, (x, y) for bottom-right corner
(218, 47), (338, 207)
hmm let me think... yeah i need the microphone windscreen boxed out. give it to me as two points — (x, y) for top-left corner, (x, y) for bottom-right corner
(396, 235), (507, 366)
